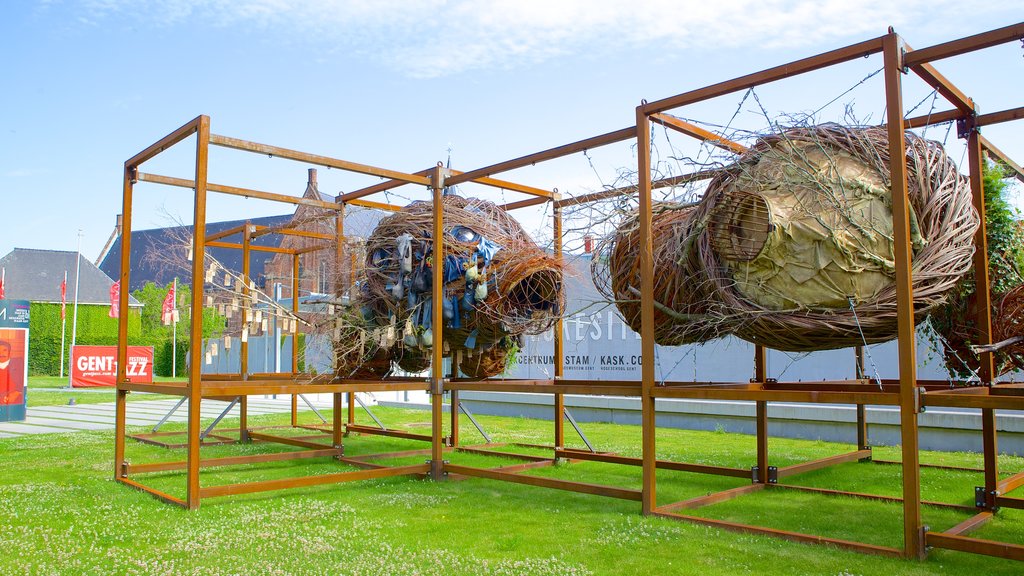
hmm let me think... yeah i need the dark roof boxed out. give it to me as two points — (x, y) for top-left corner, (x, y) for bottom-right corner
(99, 214), (292, 292)
(98, 208), (385, 292)
(0, 248), (141, 306)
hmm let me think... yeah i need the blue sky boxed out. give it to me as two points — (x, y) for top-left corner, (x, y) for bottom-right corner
(1, 1), (1021, 263)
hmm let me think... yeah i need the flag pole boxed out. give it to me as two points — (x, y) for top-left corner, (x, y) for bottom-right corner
(68, 230), (83, 389)
(59, 271), (67, 378)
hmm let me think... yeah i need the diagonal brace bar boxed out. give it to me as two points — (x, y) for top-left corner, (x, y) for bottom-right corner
(459, 402), (493, 444)
(201, 398), (239, 439)
(151, 396), (188, 433)
(299, 394), (328, 424)
(564, 407), (595, 453)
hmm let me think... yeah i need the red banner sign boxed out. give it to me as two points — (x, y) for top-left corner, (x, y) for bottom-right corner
(71, 346), (153, 388)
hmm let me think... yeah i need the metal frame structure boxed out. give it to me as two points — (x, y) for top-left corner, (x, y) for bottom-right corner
(115, 22), (1024, 563)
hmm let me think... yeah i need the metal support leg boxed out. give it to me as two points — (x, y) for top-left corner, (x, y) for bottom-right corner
(564, 408), (595, 453)
(459, 402), (493, 444)
(299, 394), (328, 424)
(151, 396), (187, 433)
(200, 398), (239, 439)
(354, 393), (387, 430)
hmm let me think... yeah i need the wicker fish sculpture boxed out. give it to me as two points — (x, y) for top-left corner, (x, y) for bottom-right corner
(594, 124), (980, 352)
(337, 195), (564, 378)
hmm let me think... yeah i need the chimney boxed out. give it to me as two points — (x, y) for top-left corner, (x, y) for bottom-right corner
(583, 235), (594, 254)
(116, 214), (123, 236)
(308, 168), (317, 186)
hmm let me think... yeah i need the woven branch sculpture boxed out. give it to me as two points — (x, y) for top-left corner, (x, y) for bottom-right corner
(337, 195), (565, 379)
(594, 124), (980, 352)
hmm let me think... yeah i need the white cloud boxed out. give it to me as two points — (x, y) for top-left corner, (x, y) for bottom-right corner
(70, 0), (1019, 77)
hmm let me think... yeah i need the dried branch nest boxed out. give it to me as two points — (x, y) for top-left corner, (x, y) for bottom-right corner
(933, 284), (1024, 377)
(337, 195), (565, 378)
(595, 124), (979, 352)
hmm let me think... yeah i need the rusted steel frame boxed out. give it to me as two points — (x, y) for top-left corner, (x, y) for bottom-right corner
(637, 108), (658, 515)
(205, 224), (247, 243)
(335, 457), (391, 470)
(343, 448), (439, 462)
(555, 449), (751, 478)
(446, 463), (643, 501)
(872, 459), (988, 473)
(114, 164), (134, 481)
(767, 484), (975, 512)
(650, 113), (749, 154)
(127, 433), (236, 449)
(554, 168), (721, 209)
(755, 345), (768, 485)
(994, 495), (1024, 510)
(126, 115), (203, 168)
(347, 198), (403, 211)
(449, 357), (460, 447)
(654, 510), (902, 557)
(294, 243), (333, 256)
(907, 61), (973, 113)
(126, 448), (339, 475)
(332, 206), (345, 450)
(209, 134), (431, 186)
(903, 22), (1024, 67)
(206, 241), (296, 255)
(968, 132), (996, 385)
(452, 378), (637, 386)
(922, 393), (1024, 410)
(456, 446), (553, 462)
(998, 469), (1024, 495)
(926, 531), (1024, 562)
(553, 205), (565, 449)
(445, 381), (642, 396)
(291, 253), (300, 380)
(184, 115), (212, 510)
(251, 227), (335, 241)
(656, 484), (765, 513)
(445, 127), (636, 186)
(438, 167), (557, 199)
(340, 167), (434, 202)
(969, 127), (1001, 510)
(197, 380), (428, 396)
(641, 36), (885, 115)
(117, 477), (188, 508)
(942, 511), (994, 537)
(775, 450), (873, 479)
(884, 32), (926, 559)
(980, 135), (1024, 183)
(502, 196), (551, 211)
(345, 424), (433, 442)
(903, 108), (963, 129)
(247, 431), (332, 450)
(430, 165), (445, 481)
(906, 105), (1024, 131)
(651, 387), (898, 405)
(136, 172), (341, 210)
(484, 459), (561, 474)
(239, 226), (252, 441)
(199, 463), (431, 499)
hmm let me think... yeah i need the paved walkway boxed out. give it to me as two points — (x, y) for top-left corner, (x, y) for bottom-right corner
(0, 395), (335, 439)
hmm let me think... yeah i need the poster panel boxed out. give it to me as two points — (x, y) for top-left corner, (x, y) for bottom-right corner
(0, 299), (30, 422)
(72, 345), (154, 388)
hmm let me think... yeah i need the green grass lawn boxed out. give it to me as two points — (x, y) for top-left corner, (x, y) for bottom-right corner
(2, 403), (1024, 575)
(25, 375), (180, 407)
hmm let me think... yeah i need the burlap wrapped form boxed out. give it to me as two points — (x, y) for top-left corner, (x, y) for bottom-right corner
(595, 124), (979, 352)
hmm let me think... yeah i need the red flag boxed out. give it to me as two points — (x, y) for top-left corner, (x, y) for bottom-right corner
(60, 272), (67, 320)
(0, 267), (6, 300)
(109, 280), (120, 318)
(161, 283), (176, 325)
